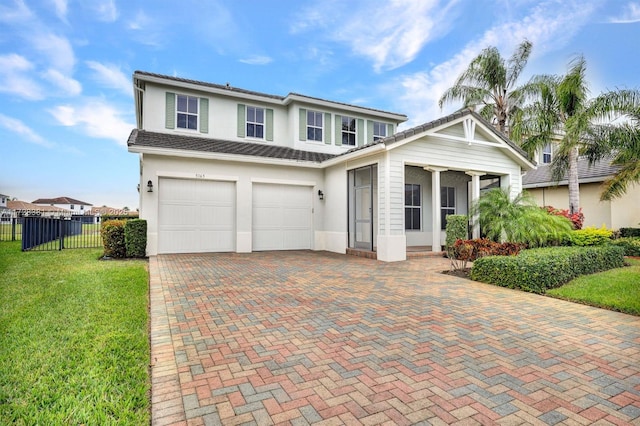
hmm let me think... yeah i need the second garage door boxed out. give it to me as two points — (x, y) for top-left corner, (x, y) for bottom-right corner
(158, 178), (235, 254)
(253, 183), (312, 251)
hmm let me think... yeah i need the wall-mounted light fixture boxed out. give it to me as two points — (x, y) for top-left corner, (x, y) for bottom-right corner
(318, 190), (324, 200)
(147, 180), (153, 192)
(137, 184), (140, 193)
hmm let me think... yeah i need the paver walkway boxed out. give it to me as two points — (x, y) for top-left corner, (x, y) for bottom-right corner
(149, 251), (640, 425)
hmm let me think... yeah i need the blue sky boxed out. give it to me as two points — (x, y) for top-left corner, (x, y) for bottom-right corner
(1, 0), (639, 210)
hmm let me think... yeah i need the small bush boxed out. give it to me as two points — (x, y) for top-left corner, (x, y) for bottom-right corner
(101, 220), (126, 258)
(610, 237), (640, 257)
(545, 206), (584, 229)
(125, 219), (147, 258)
(570, 226), (613, 246)
(470, 245), (625, 293)
(453, 238), (524, 261)
(620, 228), (640, 238)
(445, 215), (468, 269)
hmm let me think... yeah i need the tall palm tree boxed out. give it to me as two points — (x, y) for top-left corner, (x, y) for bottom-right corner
(583, 89), (640, 200)
(516, 57), (639, 211)
(515, 56), (590, 214)
(438, 40), (532, 135)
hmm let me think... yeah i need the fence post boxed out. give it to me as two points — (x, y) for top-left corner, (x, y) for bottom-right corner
(59, 218), (64, 250)
(11, 217), (16, 241)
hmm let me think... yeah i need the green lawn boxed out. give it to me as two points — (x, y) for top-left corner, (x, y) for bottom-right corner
(0, 241), (150, 424)
(547, 258), (640, 315)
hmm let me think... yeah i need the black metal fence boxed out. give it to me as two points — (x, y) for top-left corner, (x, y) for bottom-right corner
(20, 216), (102, 251)
(0, 213), (21, 241)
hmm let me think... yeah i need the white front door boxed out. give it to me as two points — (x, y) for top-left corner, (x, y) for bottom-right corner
(158, 178), (235, 254)
(252, 183), (312, 251)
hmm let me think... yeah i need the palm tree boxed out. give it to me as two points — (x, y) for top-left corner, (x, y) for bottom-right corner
(516, 57), (640, 211)
(469, 188), (572, 247)
(515, 56), (591, 214)
(438, 40), (532, 135)
(583, 89), (640, 200)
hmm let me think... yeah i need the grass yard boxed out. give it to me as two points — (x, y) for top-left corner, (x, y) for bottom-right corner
(547, 258), (640, 315)
(0, 241), (150, 424)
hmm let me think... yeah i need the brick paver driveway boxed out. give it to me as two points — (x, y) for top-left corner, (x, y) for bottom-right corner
(149, 251), (640, 425)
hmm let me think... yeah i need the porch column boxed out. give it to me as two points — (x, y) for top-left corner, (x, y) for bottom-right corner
(425, 167), (447, 252)
(466, 171), (485, 239)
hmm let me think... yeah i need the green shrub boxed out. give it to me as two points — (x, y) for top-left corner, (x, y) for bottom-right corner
(610, 237), (640, 257)
(125, 219), (147, 258)
(101, 220), (126, 258)
(470, 246), (625, 293)
(620, 228), (640, 238)
(570, 226), (613, 246)
(445, 215), (468, 268)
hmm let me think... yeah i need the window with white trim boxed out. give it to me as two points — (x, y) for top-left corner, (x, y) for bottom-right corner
(341, 116), (356, 146)
(246, 106), (265, 139)
(404, 184), (421, 230)
(307, 110), (323, 142)
(177, 94), (198, 130)
(373, 121), (387, 141)
(542, 143), (552, 164)
(70, 204), (75, 210)
(441, 187), (455, 230)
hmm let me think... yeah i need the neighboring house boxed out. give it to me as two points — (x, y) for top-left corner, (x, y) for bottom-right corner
(31, 197), (93, 215)
(0, 194), (9, 210)
(7, 200), (71, 217)
(523, 157), (640, 229)
(128, 71), (535, 261)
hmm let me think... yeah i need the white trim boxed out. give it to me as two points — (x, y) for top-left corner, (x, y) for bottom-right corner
(156, 171), (239, 182)
(251, 178), (316, 186)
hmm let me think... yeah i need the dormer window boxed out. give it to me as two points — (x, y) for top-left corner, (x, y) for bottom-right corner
(246, 106), (265, 139)
(542, 143), (552, 164)
(177, 95), (198, 130)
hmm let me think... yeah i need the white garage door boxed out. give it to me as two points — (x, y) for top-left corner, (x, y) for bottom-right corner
(158, 178), (235, 254)
(253, 184), (312, 251)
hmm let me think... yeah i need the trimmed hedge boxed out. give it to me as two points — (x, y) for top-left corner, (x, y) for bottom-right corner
(610, 237), (640, 257)
(125, 219), (147, 258)
(101, 219), (127, 258)
(470, 245), (625, 294)
(445, 215), (468, 256)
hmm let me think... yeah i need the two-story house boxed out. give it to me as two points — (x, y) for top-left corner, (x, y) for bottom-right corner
(31, 197), (93, 215)
(128, 71), (535, 261)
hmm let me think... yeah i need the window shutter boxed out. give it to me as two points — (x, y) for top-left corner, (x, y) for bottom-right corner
(266, 108), (274, 141)
(199, 98), (209, 134)
(357, 118), (364, 147)
(367, 120), (374, 144)
(335, 114), (342, 146)
(324, 112), (331, 144)
(387, 123), (394, 137)
(165, 92), (175, 129)
(237, 104), (245, 137)
(299, 108), (307, 141)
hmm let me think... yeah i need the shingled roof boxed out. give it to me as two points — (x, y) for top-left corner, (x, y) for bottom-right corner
(128, 130), (337, 163)
(32, 197), (92, 205)
(523, 156), (620, 188)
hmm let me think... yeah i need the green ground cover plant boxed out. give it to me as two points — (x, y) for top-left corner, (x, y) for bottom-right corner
(0, 241), (149, 424)
(547, 258), (640, 315)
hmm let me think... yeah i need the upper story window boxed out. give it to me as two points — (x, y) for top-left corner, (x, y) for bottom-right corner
(70, 204), (75, 210)
(177, 95), (198, 130)
(542, 143), (552, 164)
(307, 110), (323, 142)
(405, 184), (421, 230)
(373, 121), (387, 141)
(342, 116), (356, 146)
(246, 106), (265, 139)
(80, 205), (84, 211)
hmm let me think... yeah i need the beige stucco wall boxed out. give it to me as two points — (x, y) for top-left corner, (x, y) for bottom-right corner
(526, 182), (640, 229)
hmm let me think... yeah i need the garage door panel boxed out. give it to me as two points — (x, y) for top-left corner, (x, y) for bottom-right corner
(159, 178), (235, 254)
(253, 183), (312, 251)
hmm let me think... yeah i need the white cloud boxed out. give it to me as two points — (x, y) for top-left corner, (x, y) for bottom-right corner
(0, 54), (44, 100)
(127, 9), (150, 30)
(239, 55), (273, 65)
(49, 100), (134, 146)
(390, 0), (599, 129)
(608, 2), (640, 23)
(50, 0), (68, 21)
(42, 69), (82, 96)
(86, 61), (131, 95)
(0, 0), (33, 23)
(0, 114), (54, 148)
(293, 0), (459, 72)
(95, 0), (118, 22)
(31, 33), (76, 73)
